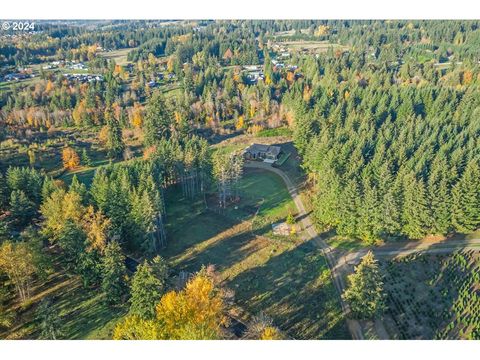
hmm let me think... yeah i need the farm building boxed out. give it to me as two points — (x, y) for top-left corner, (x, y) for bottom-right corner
(243, 143), (281, 163)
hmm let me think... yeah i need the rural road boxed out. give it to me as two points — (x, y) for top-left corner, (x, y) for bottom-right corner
(244, 161), (364, 340)
(244, 160), (480, 340)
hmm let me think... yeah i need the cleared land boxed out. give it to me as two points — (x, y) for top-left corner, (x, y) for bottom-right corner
(98, 48), (133, 66)
(272, 41), (348, 54)
(0, 255), (127, 340)
(162, 169), (349, 339)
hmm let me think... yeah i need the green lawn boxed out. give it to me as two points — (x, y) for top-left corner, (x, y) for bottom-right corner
(162, 169), (349, 339)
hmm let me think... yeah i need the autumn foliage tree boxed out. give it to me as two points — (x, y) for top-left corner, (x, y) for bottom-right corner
(114, 271), (226, 340)
(62, 147), (80, 170)
(0, 241), (38, 301)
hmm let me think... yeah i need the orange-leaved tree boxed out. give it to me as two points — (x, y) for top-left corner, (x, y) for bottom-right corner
(62, 147), (80, 170)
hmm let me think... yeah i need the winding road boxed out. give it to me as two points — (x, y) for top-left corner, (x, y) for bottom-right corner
(244, 160), (480, 340)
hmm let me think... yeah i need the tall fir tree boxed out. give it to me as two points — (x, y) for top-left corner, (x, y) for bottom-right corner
(101, 241), (128, 306)
(0, 173), (8, 211)
(452, 161), (480, 233)
(9, 190), (35, 226)
(143, 91), (172, 147)
(105, 108), (125, 159)
(342, 251), (386, 319)
(357, 176), (382, 244)
(129, 259), (166, 319)
(337, 178), (360, 237)
(401, 175), (430, 239)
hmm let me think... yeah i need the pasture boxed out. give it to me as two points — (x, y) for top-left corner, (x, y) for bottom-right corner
(162, 168), (349, 339)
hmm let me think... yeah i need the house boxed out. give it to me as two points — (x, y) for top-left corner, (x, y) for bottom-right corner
(245, 71), (264, 84)
(243, 65), (262, 72)
(243, 143), (281, 164)
(4, 73), (30, 82)
(69, 62), (87, 70)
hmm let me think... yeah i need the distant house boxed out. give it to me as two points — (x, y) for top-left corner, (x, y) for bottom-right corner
(243, 65), (262, 72)
(245, 71), (264, 84)
(147, 80), (157, 88)
(4, 73), (29, 82)
(243, 143), (281, 163)
(69, 63), (87, 70)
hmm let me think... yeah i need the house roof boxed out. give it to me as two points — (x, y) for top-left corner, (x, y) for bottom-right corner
(267, 146), (281, 156)
(245, 143), (281, 155)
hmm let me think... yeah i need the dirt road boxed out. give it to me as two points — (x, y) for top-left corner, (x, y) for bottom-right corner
(244, 161), (364, 339)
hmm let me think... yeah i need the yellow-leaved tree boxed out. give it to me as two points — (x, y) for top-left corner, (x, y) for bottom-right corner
(260, 327), (282, 340)
(113, 315), (160, 340)
(62, 147), (80, 170)
(82, 206), (111, 253)
(113, 271), (227, 340)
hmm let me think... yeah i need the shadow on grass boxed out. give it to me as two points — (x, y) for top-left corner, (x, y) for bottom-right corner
(226, 239), (350, 339)
(53, 283), (127, 339)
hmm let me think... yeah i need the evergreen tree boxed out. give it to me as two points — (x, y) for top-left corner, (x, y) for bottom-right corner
(337, 178), (360, 237)
(81, 148), (92, 167)
(143, 91), (172, 147)
(342, 251), (386, 319)
(90, 168), (110, 211)
(357, 177), (382, 244)
(105, 109), (125, 159)
(9, 190), (35, 226)
(129, 259), (166, 319)
(41, 176), (59, 203)
(452, 161), (480, 233)
(0, 173), (8, 211)
(69, 175), (88, 205)
(293, 111), (315, 156)
(130, 189), (156, 253)
(57, 221), (86, 270)
(101, 241), (128, 306)
(77, 249), (103, 288)
(401, 175), (430, 239)
(427, 163), (452, 234)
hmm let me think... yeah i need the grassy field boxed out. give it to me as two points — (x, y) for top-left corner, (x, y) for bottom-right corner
(273, 40), (348, 54)
(0, 255), (127, 340)
(162, 169), (349, 339)
(98, 48), (133, 66)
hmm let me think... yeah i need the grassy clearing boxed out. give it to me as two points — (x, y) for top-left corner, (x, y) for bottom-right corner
(278, 41), (348, 54)
(1, 256), (127, 340)
(99, 48), (134, 66)
(162, 169), (349, 339)
(256, 127), (293, 138)
(326, 235), (365, 252)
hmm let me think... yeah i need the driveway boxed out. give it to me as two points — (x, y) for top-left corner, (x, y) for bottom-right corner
(244, 161), (364, 339)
